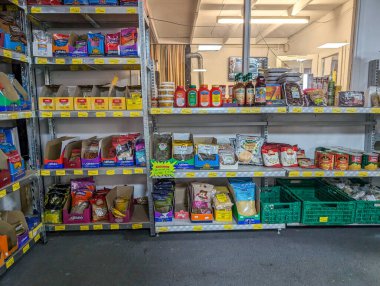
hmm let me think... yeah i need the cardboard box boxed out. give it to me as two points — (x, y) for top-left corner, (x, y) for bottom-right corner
(3, 33), (25, 53)
(217, 138), (238, 170)
(0, 221), (17, 258)
(91, 97), (109, 110)
(55, 85), (79, 110)
(39, 85), (60, 111)
(0, 169), (11, 188)
(44, 136), (78, 169)
(172, 133), (194, 169)
(106, 186), (134, 223)
(154, 207), (173, 222)
(0, 72), (21, 112)
(109, 97), (126, 110)
(81, 137), (101, 168)
(1, 211), (29, 248)
(174, 184), (189, 220)
(100, 136), (116, 167)
(213, 186), (233, 222)
(63, 140), (82, 168)
(126, 97), (142, 110)
(189, 187), (213, 223)
(63, 196), (91, 224)
(74, 85), (93, 110)
(194, 137), (219, 170)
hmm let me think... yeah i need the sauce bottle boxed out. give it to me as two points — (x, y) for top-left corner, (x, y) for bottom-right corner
(245, 72), (255, 106)
(174, 86), (186, 108)
(233, 73), (245, 106)
(198, 84), (211, 107)
(186, 85), (198, 107)
(255, 74), (266, 106)
(210, 85), (222, 107)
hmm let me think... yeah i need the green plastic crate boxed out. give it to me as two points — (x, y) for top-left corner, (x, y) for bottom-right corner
(277, 179), (356, 225)
(260, 186), (301, 224)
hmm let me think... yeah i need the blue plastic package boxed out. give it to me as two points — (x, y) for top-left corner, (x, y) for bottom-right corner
(87, 33), (105, 56)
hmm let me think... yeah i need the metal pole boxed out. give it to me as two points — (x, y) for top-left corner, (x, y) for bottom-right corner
(242, 0), (251, 74)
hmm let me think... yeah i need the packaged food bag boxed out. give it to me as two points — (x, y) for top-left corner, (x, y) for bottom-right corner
(235, 135), (264, 165)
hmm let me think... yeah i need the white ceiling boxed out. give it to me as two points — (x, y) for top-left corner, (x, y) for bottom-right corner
(147, 0), (351, 45)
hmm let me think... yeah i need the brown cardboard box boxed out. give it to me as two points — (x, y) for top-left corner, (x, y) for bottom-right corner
(63, 140), (82, 168)
(44, 136), (78, 168)
(174, 184), (189, 220)
(0, 221), (17, 258)
(106, 186), (134, 223)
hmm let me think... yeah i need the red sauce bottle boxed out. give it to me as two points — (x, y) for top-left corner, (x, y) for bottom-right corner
(210, 85), (222, 107)
(198, 84), (211, 107)
(174, 86), (186, 108)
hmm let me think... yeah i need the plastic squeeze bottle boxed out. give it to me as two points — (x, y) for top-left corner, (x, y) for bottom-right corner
(233, 73), (245, 106)
(174, 86), (186, 108)
(245, 73), (255, 106)
(186, 85), (198, 107)
(210, 85), (222, 107)
(198, 84), (211, 107)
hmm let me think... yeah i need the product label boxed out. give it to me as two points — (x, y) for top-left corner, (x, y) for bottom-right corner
(211, 90), (221, 107)
(246, 88), (255, 105)
(199, 90), (210, 107)
(187, 90), (197, 106)
(175, 91), (186, 107)
(255, 87), (266, 103)
(235, 88), (245, 105)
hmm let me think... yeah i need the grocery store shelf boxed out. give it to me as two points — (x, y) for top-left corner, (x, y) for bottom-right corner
(156, 219), (284, 233)
(0, 171), (38, 200)
(286, 168), (380, 178)
(29, 5), (137, 14)
(0, 111), (34, 121)
(0, 223), (43, 275)
(150, 107), (380, 115)
(45, 205), (150, 232)
(287, 223), (380, 227)
(152, 166), (286, 179)
(0, 48), (29, 64)
(34, 57), (140, 69)
(39, 110), (143, 118)
(40, 167), (146, 177)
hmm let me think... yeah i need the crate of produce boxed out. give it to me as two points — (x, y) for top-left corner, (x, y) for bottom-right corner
(324, 178), (380, 224)
(260, 186), (301, 224)
(277, 179), (356, 225)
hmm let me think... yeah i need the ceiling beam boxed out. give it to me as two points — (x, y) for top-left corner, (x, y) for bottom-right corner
(145, 1), (159, 43)
(190, 0), (202, 44)
(289, 0), (313, 16)
(255, 24), (282, 44)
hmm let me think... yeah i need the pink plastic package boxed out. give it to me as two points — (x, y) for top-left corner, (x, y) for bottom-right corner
(105, 33), (120, 56)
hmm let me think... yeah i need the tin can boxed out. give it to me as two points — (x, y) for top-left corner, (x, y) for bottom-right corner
(319, 152), (334, 170)
(334, 152), (349, 170)
(362, 153), (379, 170)
(348, 153), (362, 170)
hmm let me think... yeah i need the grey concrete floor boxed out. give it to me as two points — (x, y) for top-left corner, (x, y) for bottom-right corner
(1, 228), (380, 286)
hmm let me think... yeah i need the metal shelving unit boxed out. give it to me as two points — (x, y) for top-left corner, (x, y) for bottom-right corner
(0, 171), (38, 199)
(40, 167), (146, 176)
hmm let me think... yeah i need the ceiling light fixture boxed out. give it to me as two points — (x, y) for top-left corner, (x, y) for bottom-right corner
(217, 16), (309, 24)
(318, 43), (350, 49)
(198, 45), (222, 51)
(193, 69), (207, 72)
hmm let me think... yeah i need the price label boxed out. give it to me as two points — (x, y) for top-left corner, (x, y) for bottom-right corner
(78, 111), (88, 118)
(22, 243), (30, 254)
(126, 7), (137, 13)
(41, 112), (53, 118)
(346, 107), (357, 113)
(319, 217), (329, 223)
(180, 109), (192, 114)
(20, 55), (27, 62)
(150, 108), (160, 114)
(37, 57), (48, 64)
(109, 59), (120, 64)
(10, 0), (19, 5)
(193, 226), (203, 231)
(72, 58), (83, 64)
(254, 171), (264, 177)
(31, 7), (42, 13)
(55, 225), (66, 231)
(55, 58), (65, 64)
(6, 257), (14, 269)
(10, 113), (18, 120)
(314, 171), (325, 177)
(226, 172), (237, 177)
(313, 107), (324, 113)
(130, 111), (141, 117)
(113, 111), (123, 117)
(126, 58), (137, 64)
(95, 7), (106, 13)
(74, 169), (84, 175)
(371, 108), (380, 114)
(227, 108), (237, 113)
(88, 170), (99, 176)
(185, 172), (195, 178)
(241, 107), (251, 113)
(198, 109), (208, 114)
(132, 224), (143, 230)
(94, 58), (105, 64)
(292, 107), (302, 113)
(80, 225), (89, 231)
(302, 171), (313, 177)
(277, 107), (287, 113)
(123, 169), (133, 175)
(110, 224), (120, 230)
(0, 189), (6, 198)
(208, 172), (218, 177)
(3, 50), (12, 58)
(24, 112), (33, 119)
(34, 234), (41, 242)
(332, 107), (342, 113)
(158, 227), (169, 232)
(70, 7), (81, 13)
(334, 171), (345, 177)
(134, 168), (144, 174)
(289, 171), (300, 177)
(60, 112), (71, 118)
(358, 171), (369, 177)
(223, 225), (233, 230)
(162, 108), (173, 114)
(106, 169), (115, 176)
(251, 107), (261, 113)
(253, 224), (263, 230)
(96, 112), (106, 117)
(41, 170), (50, 176)
(12, 182), (20, 192)
(56, 170), (66, 176)
(93, 224), (103, 230)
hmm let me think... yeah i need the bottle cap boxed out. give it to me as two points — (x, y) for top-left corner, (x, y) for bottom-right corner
(189, 85), (196, 88)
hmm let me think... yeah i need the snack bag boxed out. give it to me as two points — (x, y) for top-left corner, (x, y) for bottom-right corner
(280, 145), (298, 167)
(105, 33), (120, 56)
(119, 28), (138, 56)
(90, 189), (109, 222)
(261, 143), (281, 167)
(87, 33), (105, 56)
(70, 177), (95, 214)
(191, 182), (215, 214)
(236, 135), (264, 165)
(53, 33), (69, 56)
(229, 178), (257, 216)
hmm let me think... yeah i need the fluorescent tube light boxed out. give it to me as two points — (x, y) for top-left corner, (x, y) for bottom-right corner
(217, 16), (309, 24)
(198, 45), (222, 51)
(193, 69), (207, 72)
(318, 43), (349, 49)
